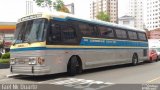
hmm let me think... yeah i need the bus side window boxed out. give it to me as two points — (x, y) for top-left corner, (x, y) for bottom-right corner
(98, 26), (114, 38)
(49, 23), (61, 42)
(79, 23), (89, 36)
(88, 24), (98, 36)
(138, 32), (147, 41)
(78, 22), (97, 37)
(128, 31), (138, 40)
(61, 25), (78, 44)
(115, 29), (127, 39)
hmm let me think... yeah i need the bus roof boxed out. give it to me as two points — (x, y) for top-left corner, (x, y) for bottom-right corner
(49, 12), (145, 32)
(18, 11), (146, 33)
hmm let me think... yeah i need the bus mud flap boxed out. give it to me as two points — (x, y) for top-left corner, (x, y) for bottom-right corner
(10, 66), (12, 72)
(32, 66), (34, 73)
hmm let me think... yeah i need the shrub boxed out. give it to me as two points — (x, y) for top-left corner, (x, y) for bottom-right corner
(1, 52), (10, 59)
(0, 59), (9, 64)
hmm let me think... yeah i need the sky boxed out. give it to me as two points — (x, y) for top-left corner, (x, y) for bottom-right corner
(0, 0), (129, 22)
(0, 0), (26, 22)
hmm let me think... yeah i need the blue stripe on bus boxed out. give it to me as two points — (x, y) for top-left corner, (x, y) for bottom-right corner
(53, 17), (68, 21)
(80, 38), (148, 47)
(10, 47), (147, 52)
(10, 47), (46, 52)
(10, 38), (148, 52)
(10, 39), (148, 52)
(53, 17), (89, 22)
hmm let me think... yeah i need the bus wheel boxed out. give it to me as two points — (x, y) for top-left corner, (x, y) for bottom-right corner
(67, 56), (82, 76)
(132, 54), (138, 65)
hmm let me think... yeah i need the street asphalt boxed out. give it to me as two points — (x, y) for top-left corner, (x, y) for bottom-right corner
(0, 61), (160, 84)
(0, 68), (9, 79)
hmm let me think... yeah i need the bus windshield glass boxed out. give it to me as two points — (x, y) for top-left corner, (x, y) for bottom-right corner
(14, 18), (48, 44)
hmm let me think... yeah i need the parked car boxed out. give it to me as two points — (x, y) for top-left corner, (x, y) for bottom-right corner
(154, 48), (160, 60)
(148, 49), (158, 62)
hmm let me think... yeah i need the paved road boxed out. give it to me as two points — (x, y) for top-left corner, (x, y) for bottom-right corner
(0, 61), (160, 85)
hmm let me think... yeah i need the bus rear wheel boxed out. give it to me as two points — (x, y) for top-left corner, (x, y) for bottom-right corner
(132, 54), (138, 65)
(67, 56), (82, 76)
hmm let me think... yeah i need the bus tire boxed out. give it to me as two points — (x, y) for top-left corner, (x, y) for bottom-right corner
(132, 54), (138, 65)
(67, 56), (82, 76)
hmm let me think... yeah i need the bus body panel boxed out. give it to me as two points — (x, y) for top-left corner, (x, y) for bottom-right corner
(11, 47), (148, 75)
(10, 12), (149, 75)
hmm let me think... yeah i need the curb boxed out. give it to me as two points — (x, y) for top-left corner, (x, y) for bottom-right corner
(0, 63), (9, 69)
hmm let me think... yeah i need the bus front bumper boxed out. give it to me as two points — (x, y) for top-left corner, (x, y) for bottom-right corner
(10, 65), (50, 75)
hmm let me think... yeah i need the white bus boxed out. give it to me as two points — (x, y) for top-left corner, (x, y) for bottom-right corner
(10, 12), (148, 76)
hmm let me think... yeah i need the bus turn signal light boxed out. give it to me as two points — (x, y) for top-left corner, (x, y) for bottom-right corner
(37, 57), (45, 65)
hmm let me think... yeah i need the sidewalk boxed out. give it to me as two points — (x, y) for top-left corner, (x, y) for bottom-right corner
(0, 68), (10, 79)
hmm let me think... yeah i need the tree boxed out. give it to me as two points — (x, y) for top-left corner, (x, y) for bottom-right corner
(53, 0), (69, 13)
(59, 6), (69, 13)
(34, 0), (69, 13)
(96, 11), (110, 22)
(35, 0), (52, 7)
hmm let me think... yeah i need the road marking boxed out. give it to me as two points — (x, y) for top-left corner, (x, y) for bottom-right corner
(45, 78), (114, 89)
(50, 78), (114, 90)
(50, 78), (102, 85)
(147, 76), (160, 83)
(38, 78), (114, 85)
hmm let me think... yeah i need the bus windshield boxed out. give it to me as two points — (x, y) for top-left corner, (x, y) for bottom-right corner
(14, 18), (48, 44)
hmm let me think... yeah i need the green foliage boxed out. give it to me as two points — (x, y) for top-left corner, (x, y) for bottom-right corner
(0, 59), (9, 64)
(34, 0), (69, 13)
(35, 0), (52, 7)
(96, 11), (110, 22)
(54, 0), (64, 11)
(1, 53), (10, 59)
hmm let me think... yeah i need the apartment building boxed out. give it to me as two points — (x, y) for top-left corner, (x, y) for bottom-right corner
(146, 0), (160, 30)
(90, 0), (118, 23)
(128, 0), (144, 29)
(26, 0), (34, 15)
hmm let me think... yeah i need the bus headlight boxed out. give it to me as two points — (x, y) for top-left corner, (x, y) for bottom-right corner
(28, 57), (45, 65)
(29, 57), (37, 65)
(10, 58), (16, 65)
